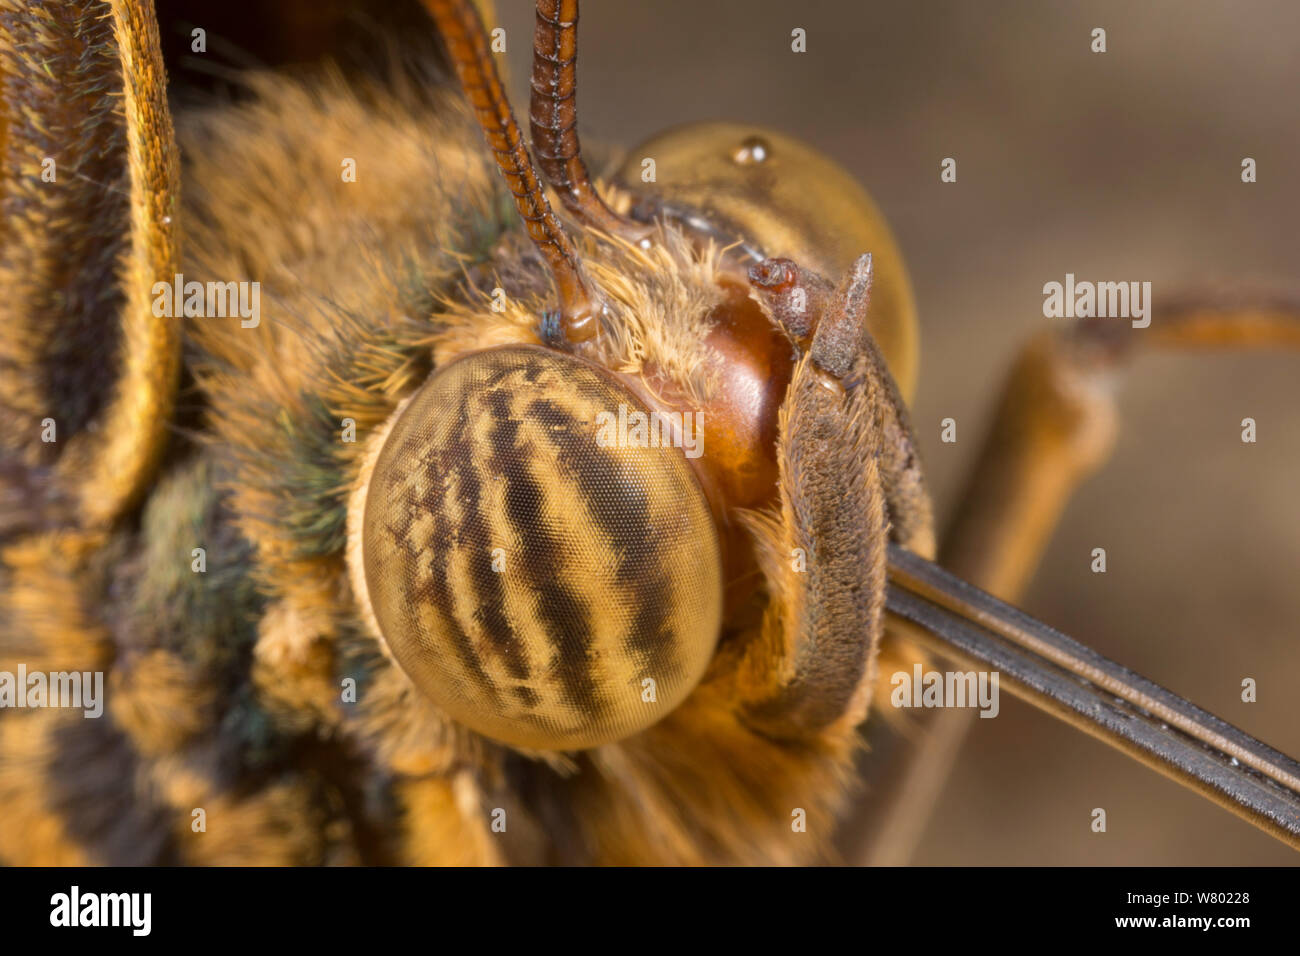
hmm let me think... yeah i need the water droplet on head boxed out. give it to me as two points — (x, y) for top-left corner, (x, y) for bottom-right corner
(733, 135), (770, 165)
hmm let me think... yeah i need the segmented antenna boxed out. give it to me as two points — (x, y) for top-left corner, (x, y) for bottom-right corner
(530, 0), (646, 238)
(421, 0), (600, 342)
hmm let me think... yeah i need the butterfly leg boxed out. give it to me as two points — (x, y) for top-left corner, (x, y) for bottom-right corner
(848, 295), (1300, 864)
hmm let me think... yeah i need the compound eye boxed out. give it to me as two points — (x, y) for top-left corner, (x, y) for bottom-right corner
(361, 345), (722, 750)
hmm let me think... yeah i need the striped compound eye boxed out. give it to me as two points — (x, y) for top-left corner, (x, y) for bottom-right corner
(361, 345), (723, 750)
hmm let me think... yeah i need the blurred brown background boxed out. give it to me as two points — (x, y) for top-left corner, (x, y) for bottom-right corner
(158, 0), (1300, 863)
(493, 0), (1300, 864)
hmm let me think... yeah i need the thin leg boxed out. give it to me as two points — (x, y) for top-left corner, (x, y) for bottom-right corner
(847, 301), (1300, 864)
(947, 296), (1300, 597)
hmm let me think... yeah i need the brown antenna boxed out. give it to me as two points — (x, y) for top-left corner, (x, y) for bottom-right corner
(530, 0), (646, 238)
(421, 0), (600, 342)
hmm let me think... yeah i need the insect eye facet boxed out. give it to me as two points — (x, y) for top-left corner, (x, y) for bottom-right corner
(361, 345), (723, 750)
